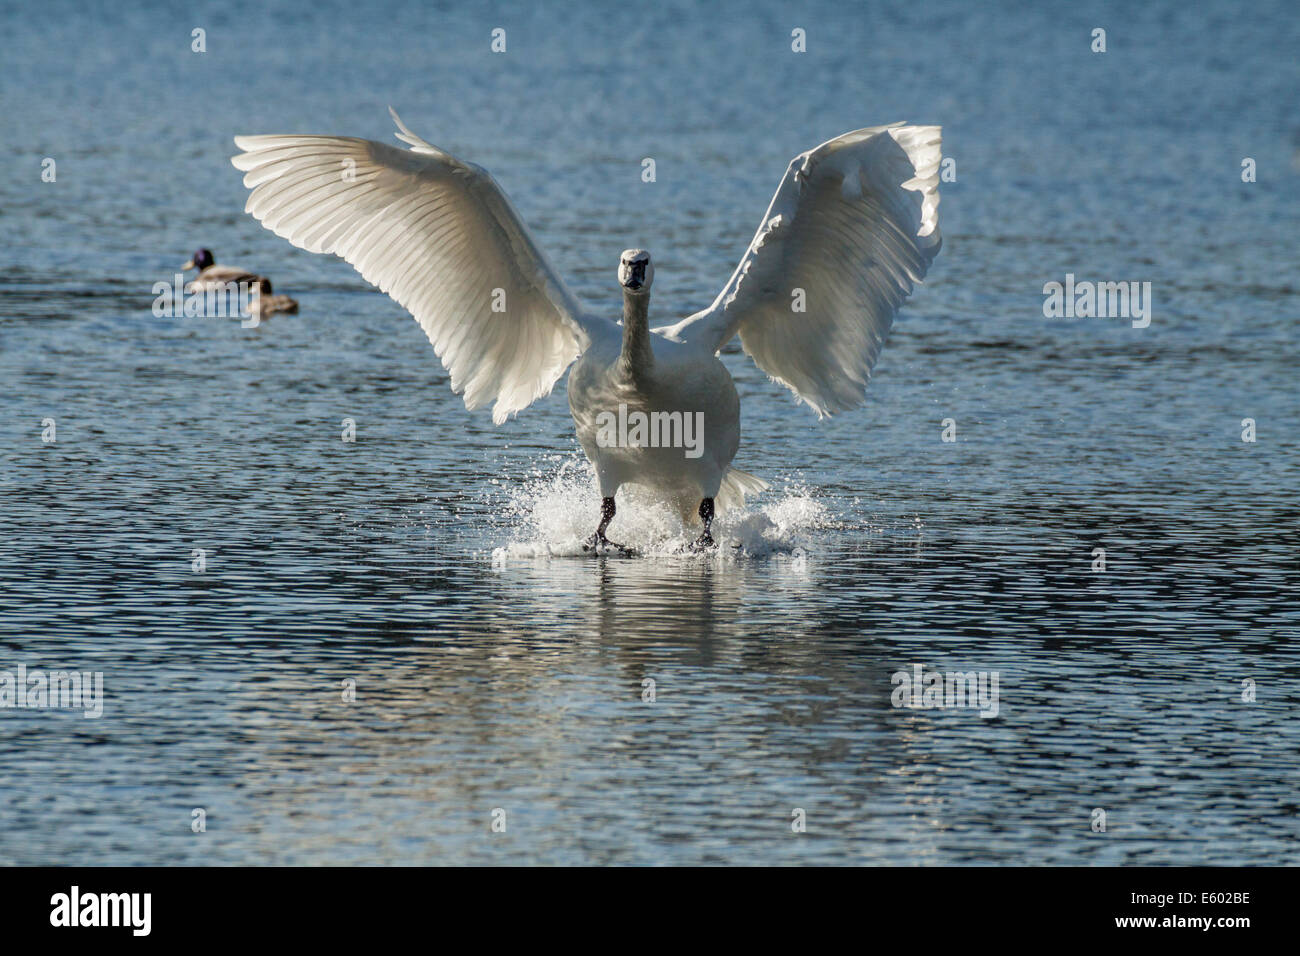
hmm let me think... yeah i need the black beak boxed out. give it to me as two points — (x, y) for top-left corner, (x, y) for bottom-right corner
(623, 262), (646, 290)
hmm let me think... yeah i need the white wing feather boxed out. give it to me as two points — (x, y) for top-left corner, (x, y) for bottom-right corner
(231, 109), (608, 423)
(663, 123), (942, 417)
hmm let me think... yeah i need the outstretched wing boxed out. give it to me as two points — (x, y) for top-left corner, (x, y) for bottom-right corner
(232, 109), (609, 423)
(663, 124), (941, 417)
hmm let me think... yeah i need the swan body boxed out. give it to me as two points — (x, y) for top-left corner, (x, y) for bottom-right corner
(568, 311), (742, 522)
(230, 110), (941, 548)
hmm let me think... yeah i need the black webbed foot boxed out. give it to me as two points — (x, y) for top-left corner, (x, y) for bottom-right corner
(584, 496), (634, 554)
(583, 532), (634, 556)
(688, 531), (716, 553)
(689, 497), (716, 552)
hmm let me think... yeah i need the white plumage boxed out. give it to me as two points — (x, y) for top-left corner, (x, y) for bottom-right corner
(231, 110), (941, 551)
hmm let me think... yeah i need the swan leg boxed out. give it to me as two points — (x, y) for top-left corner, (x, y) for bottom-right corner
(583, 496), (628, 553)
(691, 497), (716, 551)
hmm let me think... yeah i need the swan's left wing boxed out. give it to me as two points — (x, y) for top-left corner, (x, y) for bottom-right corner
(232, 109), (609, 423)
(663, 124), (941, 417)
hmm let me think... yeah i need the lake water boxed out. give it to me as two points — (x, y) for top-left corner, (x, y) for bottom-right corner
(1, 0), (1297, 865)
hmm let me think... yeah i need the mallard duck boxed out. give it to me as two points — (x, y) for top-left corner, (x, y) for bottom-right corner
(250, 277), (298, 317)
(181, 248), (259, 290)
(181, 248), (298, 316)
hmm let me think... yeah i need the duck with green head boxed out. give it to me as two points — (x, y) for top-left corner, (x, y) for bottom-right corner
(181, 248), (298, 316)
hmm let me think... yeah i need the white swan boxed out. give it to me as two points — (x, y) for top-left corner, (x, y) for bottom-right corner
(231, 110), (941, 552)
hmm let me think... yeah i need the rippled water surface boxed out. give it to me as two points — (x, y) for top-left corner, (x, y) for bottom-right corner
(1, 0), (1298, 864)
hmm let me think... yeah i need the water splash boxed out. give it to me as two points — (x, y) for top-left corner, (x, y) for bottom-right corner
(489, 453), (833, 562)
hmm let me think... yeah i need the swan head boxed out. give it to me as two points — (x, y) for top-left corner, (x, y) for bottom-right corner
(183, 248), (215, 272)
(618, 249), (653, 295)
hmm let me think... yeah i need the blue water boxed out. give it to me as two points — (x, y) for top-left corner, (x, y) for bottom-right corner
(1, 0), (1297, 864)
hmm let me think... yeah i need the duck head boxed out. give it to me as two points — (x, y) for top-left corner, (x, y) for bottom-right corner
(618, 249), (653, 295)
(182, 248), (215, 272)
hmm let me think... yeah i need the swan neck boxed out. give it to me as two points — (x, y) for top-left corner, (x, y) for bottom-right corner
(619, 290), (654, 377)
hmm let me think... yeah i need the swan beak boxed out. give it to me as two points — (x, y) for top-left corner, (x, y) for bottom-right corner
(181, 259), (195, 271)
(622, 261), (647, 291)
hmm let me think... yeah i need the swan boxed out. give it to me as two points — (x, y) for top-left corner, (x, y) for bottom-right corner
(230, 110), (941, 552)
(181, 248), (299, 316)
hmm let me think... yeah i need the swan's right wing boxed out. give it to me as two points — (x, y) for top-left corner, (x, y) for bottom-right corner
(232, 109), (610, 423)
(664, 124), (941, 417)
